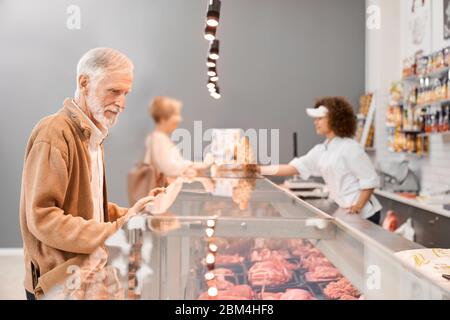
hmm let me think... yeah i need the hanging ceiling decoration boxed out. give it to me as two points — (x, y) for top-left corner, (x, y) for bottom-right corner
(203, 0), (222, 99)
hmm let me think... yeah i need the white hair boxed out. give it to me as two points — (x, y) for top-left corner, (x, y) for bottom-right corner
(74, 47), (134, 98)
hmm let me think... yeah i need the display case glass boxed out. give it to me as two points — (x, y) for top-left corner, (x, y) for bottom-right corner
(48, 177), (450, 300)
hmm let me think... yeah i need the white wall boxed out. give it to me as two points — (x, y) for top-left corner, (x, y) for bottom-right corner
(366, 0), (403, 165)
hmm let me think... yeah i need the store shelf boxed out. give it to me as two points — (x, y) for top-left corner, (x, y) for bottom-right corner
(375, 189), (450, 219)
(387, 149), (425, 158)
(402, 67), (450, 82)
(400, 129), (422, 134)
(402, 75), (419, 82)
(418, 131), (450, 137)
(422, 67), (450, 79)
(414, 99), (450, 109)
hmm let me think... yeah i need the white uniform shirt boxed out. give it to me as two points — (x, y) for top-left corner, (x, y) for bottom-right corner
(289, 137), (382, 219)
(144, 131), (192, 177)
(72, 100), (108, 222)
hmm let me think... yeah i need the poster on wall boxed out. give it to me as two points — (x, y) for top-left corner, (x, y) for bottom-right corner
(444, 0), (450, 39)
(404, 0), (432, 56)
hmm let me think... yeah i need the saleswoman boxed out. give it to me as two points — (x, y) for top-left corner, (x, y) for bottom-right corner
(261, 97), (382, 224)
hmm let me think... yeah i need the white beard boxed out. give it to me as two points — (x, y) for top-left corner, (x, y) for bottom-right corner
(86, 93), (121, 129)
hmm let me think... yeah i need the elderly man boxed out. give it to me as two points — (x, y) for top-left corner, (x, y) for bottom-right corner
(19, 47), (157, 300)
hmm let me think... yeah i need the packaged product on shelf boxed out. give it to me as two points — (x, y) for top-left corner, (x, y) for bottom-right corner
(416, 55), (427, 77)
(424, 78), (431, 104)
(439, 76), (447, 100)
(406, 134), (416, 153)
(416, 136), (423, 155)
(407, 85), (418, 105)
(425, 106), (432, 133)
(447, 70), (450, 100)
(394, 105), (402, 127)
(423, 135), (430, 154)
(435, 108), (441, 133)
(390, 81), (404, 103)
(403, 56), (416, 78)
(417, 80), (424, 105)
(386, 105), (396, 126)
(432, 78), (442, 103)
(432, 50), (445, 72)
(445, 47), (450, 67)
(441, 103), (450, 132)
(418, 108), (426, 132)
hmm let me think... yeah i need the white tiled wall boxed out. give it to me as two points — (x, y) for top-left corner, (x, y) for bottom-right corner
(420, 135), (450, 191)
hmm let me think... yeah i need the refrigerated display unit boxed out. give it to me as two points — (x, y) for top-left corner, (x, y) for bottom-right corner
(52, 176), (450, 300)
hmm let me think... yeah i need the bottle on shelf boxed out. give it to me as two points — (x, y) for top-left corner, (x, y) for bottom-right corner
(434, 106), (440, 133)
(432, 50), (445, 73)
(440, 103), (449, 132)
(425, 106), (432, 133)
(447, 70), (450, 100)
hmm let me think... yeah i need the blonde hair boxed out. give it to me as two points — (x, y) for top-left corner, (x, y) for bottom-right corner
(74, 47), (134, 97)
(149, 96), (182, 123)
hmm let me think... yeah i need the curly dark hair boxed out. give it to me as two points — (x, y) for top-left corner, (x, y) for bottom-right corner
(314, 96), (357, 138)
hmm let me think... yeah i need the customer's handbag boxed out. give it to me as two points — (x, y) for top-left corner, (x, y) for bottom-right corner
(127, 134), (167, 206)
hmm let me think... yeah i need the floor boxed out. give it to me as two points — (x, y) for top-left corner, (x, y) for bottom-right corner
(0, 249), (26, 300)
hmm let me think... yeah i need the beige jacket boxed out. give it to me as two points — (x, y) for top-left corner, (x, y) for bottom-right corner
(19, 98), (128, 297)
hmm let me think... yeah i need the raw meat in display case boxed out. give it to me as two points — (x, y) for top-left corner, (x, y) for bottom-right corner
(196, 237), (361, 300)
(212, 268), (235, 277)
(301, 253), (334, 271)
(323, 278), (361, 300)
(304, 266), (342, 282)
(248, 258), (295, 286)
(250, 248), (292, 262)
(214, 254), (245, 265)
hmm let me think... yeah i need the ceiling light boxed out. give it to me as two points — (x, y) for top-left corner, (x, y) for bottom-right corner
(208, 40), (220, 60)
(206, 58), (216, 68)
(204, 25), (216, 41)
(211, 87), (221, 99)
(207, 67), (217, 77)
(206, 0), (221, 27)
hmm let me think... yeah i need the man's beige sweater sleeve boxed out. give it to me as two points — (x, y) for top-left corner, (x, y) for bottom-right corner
(24, 141), (127, 254)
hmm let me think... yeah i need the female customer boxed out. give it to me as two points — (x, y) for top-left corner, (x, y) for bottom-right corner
(261, 97), (382, 224)
(144, 96), (211, 181)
